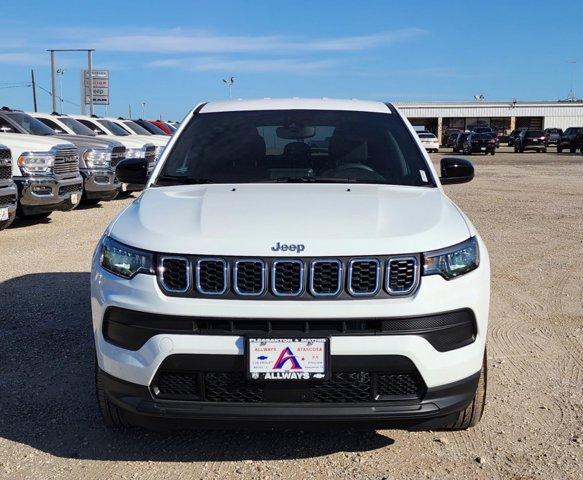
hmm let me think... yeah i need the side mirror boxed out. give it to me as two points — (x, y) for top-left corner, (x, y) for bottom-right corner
(116, 158), (149, 185)
(439, 157), (474, 185)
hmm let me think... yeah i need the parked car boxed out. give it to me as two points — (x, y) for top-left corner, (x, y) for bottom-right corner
(452, 132), (471, 152)
(462, 133), (496, 155)
(543, 128), (563, 146)
(0, 144), (17, 230)
(507, 129), (526, 147)
(556, 127), (583, 153)
(442, 128), (461, 146)
(0, 132), (82, 219)
(3, 109), (123, 205)
(514, 130), (547, 153)
(106, 117), (167, 159)
(149, 119), (173, 135)
(444, 132), (459, 148)
(418, 132), (439, 153)
(70, 115), (157, 194)
(92, 98), (490, 432)
(133, 118), (170, 137)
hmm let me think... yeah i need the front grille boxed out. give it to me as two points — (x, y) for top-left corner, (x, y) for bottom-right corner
(348, 259), (380, 296)
(158, 255), (421, 300)
(310, 260), (342, 296)
(0, 148), (10, 160)
(196, 259), (227, 294)
(53, 147), (79, 177)
(386, 257), (418, 295)
(58, 183), (82, 195)
(145, 145), (156, 171)
(110, 146), (126, 167)
(160, 257), (190, 292)
(234, 260), (265, 295)
(272, 260), (303, 296)
(0, 194), (16, 207)
(0, 165), (11, 180)
(153, 371), (425, 403)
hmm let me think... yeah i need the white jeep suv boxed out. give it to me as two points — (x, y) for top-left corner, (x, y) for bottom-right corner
(92, 98), (489, 431)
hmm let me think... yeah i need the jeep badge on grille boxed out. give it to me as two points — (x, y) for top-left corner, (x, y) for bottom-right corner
(271, 242), (305, 253)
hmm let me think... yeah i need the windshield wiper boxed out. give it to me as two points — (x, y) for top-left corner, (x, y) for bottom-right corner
(259, 176), (358, 184)
(155, 175), (215, 185)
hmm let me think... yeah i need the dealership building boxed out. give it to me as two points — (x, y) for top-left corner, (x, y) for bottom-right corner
(394, 100), (583, 140)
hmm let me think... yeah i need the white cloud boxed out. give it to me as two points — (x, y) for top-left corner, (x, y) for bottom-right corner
(0, 52), (45, 65)
(146, 57), (338, 74)
(81, 28), (426, 54)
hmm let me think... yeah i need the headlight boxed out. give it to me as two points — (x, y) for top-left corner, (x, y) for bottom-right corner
(17, 152), (55, 175)
(423, 237), (479, 280)
(83, 148), (111, 168)
(100, 236), (154, 279)
(155, 145), (165, 160)
(125, 147), (145, 159)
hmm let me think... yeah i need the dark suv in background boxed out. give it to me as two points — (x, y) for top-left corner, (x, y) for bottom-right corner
(452, 132), (471, 153)
(462, 133), (496, 155)
(514, 130), (547, 153)
(543, 128), (563, 146)
(508, 129), (526, 147)
(557, 127), (583, 153)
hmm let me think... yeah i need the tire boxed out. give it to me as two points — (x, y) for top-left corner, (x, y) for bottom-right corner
(542, 148), (547, 153)
(519, 147), (524, 153)
(570, 148), (576, 153)
(557, 146), (562, 153)
(95, 361), (131, 429)
(490, 151), (495, 156)
(443, 351), (487, 430)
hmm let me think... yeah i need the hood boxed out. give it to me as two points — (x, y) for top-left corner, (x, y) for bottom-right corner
(106, 135), (152, 149)
(125, 134), (168, 147)
(109, 184), (471, 256)
(0, 132), (74, 151)
(53, 134), (124, 149)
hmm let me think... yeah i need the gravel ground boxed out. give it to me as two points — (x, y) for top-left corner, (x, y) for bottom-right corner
(0, 148), (582, 479)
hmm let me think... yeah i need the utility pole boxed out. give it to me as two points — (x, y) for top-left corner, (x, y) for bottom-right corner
(566, 60), (578, 101)
(88, 50), (94, 116)
(128, 104), (132, 119)
(49, 50), (57, 113)
(30, 69), (38, 112)
(57, 69), (65, 114)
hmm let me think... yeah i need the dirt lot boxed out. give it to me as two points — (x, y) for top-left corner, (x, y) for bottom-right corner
(0, 148), (582, 480)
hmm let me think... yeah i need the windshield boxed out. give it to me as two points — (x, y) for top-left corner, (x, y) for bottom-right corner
(473, 134), (491, 140)
(97, 119), (129, 136)
(122, 120), (152, 135)
(158, 110), (434, 187)
(137, 120), (166, 135)
(526, 130), (544, 137)
(7, 112), (55, 135)
(59, 117), (96, 136)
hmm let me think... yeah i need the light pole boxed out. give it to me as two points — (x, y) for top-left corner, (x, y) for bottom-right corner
(222, 77), (236, 99)
(141, 102), (146, 119)
(57, 69), (65, 114)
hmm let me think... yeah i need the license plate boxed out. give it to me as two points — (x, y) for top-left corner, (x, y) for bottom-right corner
(247, 337), (329, 381)
(481, 147), (486, 151)
(0, 207), (8, 221)
(70, 193), (79, 204)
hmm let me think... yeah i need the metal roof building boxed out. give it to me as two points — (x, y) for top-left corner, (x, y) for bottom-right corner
(394, 100), (583, 141)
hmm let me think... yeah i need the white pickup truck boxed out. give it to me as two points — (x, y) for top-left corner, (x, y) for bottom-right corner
(0, 132), (83, 219)
(92, 98), (489, 431)
(0, 144), (17, 230)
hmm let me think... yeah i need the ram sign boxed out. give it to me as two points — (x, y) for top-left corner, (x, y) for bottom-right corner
(82, 69), (109, 105)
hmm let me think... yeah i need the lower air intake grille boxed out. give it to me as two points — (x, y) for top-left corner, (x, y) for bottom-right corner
(348, 259), (380, 296)
(387, 257), (418, 295)
(0, 195), (16, 207)
(197, 259), (227, 294)
(58, 183), (82, 195)
(153, 371), (425, 403)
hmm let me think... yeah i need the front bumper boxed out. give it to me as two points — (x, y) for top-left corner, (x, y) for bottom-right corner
(0, 183), (18, 228)
(81, 168), (120, 200)
(100, 365), (480, 429)
(15, 175), (83, 215)
(522, 142), (546, 150)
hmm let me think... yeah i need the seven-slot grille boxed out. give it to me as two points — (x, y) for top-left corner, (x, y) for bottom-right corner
(110, 146), (126, 167)
(53, 147), (79, 177)
(157, 255), (420, 299)
(145, 145), (157, 171)
(0, 148), (11, 181)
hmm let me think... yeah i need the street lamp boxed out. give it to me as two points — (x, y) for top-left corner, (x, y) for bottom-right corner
(222, 77), (236, 99)
(141, 102), (147, 119)
(57, 68), (65, 114)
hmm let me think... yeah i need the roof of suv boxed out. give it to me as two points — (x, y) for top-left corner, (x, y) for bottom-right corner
(198, 98), (392, 114)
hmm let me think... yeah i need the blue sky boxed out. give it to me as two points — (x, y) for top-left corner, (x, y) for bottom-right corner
(1, 0), (582, 120)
